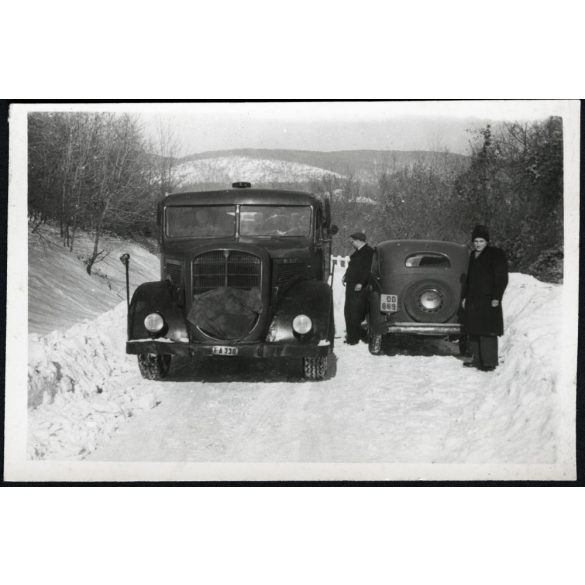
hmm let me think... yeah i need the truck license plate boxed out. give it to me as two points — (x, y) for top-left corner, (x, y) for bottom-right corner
(212, 346), (239, 356)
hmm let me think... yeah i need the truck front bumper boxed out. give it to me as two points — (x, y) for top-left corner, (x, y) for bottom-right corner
(126, 339), (331, 358)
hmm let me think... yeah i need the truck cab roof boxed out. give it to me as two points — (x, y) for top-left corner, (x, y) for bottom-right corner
(163, 188), (320, 207)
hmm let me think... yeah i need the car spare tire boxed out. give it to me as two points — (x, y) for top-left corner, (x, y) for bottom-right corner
(403, 278), (459, 323)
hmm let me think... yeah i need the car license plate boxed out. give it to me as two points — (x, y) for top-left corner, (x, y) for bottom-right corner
(211, 346), (239, 356)
(380, 294), (398, 313)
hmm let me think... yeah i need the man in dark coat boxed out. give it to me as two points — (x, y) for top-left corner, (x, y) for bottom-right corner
(461, 225), (509, 371)
(343, 232), (374, 345)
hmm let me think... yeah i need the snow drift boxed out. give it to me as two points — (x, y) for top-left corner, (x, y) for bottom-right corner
(27, 225), (161, 459)
(28, 303), (163, 459)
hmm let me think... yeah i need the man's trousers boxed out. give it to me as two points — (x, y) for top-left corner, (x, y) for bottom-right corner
(344, 286), (368, 344)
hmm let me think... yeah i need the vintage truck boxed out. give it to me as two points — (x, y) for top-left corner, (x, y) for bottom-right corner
(125, 182), (338, 380)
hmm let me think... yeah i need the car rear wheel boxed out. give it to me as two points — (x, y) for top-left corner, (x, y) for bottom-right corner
(366, 301), (383, 355)
(303, 355), (328, 380)
(368, 332), (383, 355)
(138, 353), (171, 380)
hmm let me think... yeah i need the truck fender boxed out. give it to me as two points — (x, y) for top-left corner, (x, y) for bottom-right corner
(128, 281), (188, 342)
(267, 280), (335, 346)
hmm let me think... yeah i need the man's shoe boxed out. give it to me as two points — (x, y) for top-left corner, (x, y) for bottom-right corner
(462, 362), (476, 368)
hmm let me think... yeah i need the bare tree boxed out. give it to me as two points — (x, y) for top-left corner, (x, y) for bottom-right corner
(84, 114), (153, 274)
(152, 115), (181, 197)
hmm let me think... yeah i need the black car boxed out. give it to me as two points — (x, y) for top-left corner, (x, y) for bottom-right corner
(366, 240), (468, 354)
(125, 183), (338, 380)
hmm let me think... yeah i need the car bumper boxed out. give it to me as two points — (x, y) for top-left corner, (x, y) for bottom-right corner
(378, 322), (462, 336)
(126, 339), (331, 358)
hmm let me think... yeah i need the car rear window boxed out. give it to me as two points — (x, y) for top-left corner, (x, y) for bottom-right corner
(405, 253), (451, 268)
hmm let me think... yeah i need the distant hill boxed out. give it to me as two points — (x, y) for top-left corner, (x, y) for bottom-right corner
(175, 148), (469, 187)
(174, 155), (344, 188)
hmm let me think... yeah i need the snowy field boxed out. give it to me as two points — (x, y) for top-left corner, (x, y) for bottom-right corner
(22, 224), (573, 477)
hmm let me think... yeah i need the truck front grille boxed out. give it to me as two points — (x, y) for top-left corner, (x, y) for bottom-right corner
(192, 250), (262, 295)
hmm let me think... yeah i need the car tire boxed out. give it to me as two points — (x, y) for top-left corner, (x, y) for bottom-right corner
(138, 353), (171, 380)
(366, 300), (383, 355)
(368, 332), (383, 355)
(403, 278), (458, 323)
(303, 355), (328, 380)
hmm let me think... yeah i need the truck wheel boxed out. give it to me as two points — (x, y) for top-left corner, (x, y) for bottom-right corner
(303, 355), (328, 380)
(138, 353), (171, 380)
(368, 332), (383, 355)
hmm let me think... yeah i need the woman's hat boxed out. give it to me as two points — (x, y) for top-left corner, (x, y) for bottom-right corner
(471, 225), (490, 241)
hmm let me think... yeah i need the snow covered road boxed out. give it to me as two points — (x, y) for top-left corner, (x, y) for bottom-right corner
(84, 272), (560, 465)
(85, 327), (557, 464)
(86, 340), (549, 464)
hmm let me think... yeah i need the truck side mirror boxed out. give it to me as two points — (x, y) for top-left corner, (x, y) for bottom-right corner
(329, 224), (339, 236)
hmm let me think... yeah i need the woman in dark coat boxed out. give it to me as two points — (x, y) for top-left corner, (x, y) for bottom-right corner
(461, 225), (509, 371)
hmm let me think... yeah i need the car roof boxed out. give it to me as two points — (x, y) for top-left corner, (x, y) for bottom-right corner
(376, 239), (468, 253)
(163, 188), (319, 207)
(375, 240), (469, 272)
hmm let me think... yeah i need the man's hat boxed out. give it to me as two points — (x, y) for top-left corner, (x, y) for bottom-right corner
(471, 225), (490, 241)
(350, 232), (366, 242)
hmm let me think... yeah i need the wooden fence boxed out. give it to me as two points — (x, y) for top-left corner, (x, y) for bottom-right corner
(331, 255), (350, 269)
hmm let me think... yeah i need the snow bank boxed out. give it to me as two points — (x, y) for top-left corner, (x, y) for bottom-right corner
(28, 302), (162, 459)
(27, 224), (162, 459)
(458, 273), (562, 462)
(29, 223), (160, 336)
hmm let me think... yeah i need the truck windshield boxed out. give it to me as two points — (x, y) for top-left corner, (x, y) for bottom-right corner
(166, 205), (236, 238)
(240, 205), (311, 237)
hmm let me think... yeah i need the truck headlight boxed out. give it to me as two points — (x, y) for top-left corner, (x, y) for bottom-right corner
(292, 314), (312, 335)
(144, 313), (165, 333)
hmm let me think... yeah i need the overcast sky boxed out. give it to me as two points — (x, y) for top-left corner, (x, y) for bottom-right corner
(134, 101), (561, 157)
(143, 114), (493, 155)
(28, 101), (563, 157)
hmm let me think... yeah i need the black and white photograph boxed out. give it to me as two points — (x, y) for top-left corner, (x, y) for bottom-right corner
(3, 100), (580, 482)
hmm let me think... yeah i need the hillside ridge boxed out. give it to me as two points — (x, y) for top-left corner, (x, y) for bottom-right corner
(173, 148), (469, 187)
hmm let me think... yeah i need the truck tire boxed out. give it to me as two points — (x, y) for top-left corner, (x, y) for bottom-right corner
(138, 353), (171, 380)
(303, 355), (328, 380)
